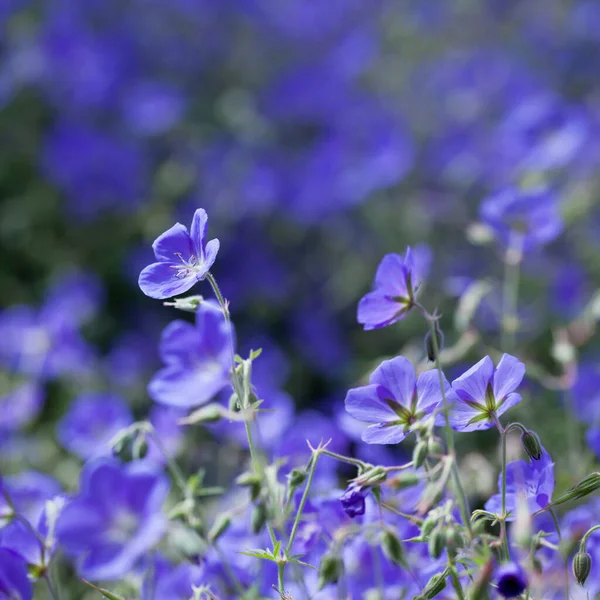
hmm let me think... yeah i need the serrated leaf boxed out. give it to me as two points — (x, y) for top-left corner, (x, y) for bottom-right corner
(81, 579), (130, 600)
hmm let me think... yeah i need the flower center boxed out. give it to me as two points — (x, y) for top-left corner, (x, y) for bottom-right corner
(170, 252), (202, 279)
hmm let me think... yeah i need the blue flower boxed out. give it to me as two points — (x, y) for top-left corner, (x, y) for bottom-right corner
(345, 356), (455, 444)
(339, 484), (367, 518)
(357, 246), (431, 330)
(479, 187), (563, 252)
(0, 382), (44, 433)
(56, 458), (169, 580)
(142, 555), (204, 600)
(0, 547), (31, 600)
(484, 447), (554, 520)
(4, 471), (62, 526)
(449, 354), (525, 432)
(57, 392), (134, 459)
(139, 208), (220, 299)
(148, 301), (232, 408)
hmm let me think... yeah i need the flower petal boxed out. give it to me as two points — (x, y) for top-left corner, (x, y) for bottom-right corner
(202, 238), (220, 273)
(415, 369), (455, 414)
(158, 320), (200, 366)
(148, 365), (230, 408)
(362, 423), (407, 445)
(370, 357), (416, 409)
(345, 384), (399, 424)
(448, 399), (494, 432)
(138, 262), (197, 299)
(190, 208), (208, 257)
(152, 223), (194, 263)
(357, 292), (406, 330)
(451, 356), (494, 405)
(374, 253), (409, 296)
(492, 354), (525, 401)
(495, 392), (522, 420)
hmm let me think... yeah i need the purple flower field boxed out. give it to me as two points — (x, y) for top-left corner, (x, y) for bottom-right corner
(3, 2), (600, 598)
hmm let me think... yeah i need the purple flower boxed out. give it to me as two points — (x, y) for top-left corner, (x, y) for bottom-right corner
(480, 187), (563, 252)
(138, 208), (219, 299)
(0, 382), (44, 433)
(449, 354), (525, 432)
(148, 301), (232, 408)
(357, 246), (431, 330)
(484, 448), (554, 520)
(56, 458), (169, 580)
(4, 472), (62, 526)
(495, 562), (528, 598)
(142, 556), (204, 600)
(57, 392), (134, 459)
(345, 356), (455, 444)
(0, 548), (32, 600)
(340, 484), (367, 518)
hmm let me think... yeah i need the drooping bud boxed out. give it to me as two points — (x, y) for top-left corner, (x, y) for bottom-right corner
(317, 554), (343, 589)
(424, 321), (444, 362)
(427, 438), (444, 455)
(251, 503), (267, 534)
(381, 529), (407, 567)
(421, 515), (438, 538)
(573, 552), (592, 586)
(387, 471), (420, 491)
(445, 526), (464, 557)
(208, 513), (231, 543)
(428, 526), (446, 559)
(355, 466), (387, 487)
(520, 430), (542, 461)
(413, 440), (429, 469)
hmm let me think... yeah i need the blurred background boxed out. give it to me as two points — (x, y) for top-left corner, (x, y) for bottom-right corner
(2, 0), (600, 593)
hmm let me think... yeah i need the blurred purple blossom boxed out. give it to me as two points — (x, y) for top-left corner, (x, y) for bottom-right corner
(0, 547), (32, 600)
(0, 381), (44, 432)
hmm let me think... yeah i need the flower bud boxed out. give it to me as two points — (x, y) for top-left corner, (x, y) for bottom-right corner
(424, 322), (444, 362)
(428, 526), (446, 559)
(340, 484), (366, 519)
(356, 466), (387, 487)
(421, 571), (448, 598)
(573, 552), (592, 586)
(208, 513), (231, 543)
(427, 438), (444, 455)
(413, 441), (429, 469)
(381, 529), (407, 567)
(163, 295), (204, 312)
(287, 468), (307, 489)
(520, 430), (542, 461)
(317, 554), (343, 589)
(235, 471), (262, 501)
(131, 434), (148, 460)
(388, 471), (420, 491)
(421, 515), (438, 538)
(445, 526), (464, 555)
(251, 503), (267, 534)
(554, 473), (600, 505)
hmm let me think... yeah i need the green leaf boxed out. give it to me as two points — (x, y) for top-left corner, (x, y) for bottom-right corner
(239, 548), (278, 562)
(81, 579), (130, 600)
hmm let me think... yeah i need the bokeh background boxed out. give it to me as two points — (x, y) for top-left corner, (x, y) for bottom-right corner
(3, 0), (600, 595)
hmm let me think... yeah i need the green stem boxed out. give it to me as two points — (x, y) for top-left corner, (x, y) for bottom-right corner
(44, 574), (60, 600)
(580, 524), (600, 552)
(320, 449), (368, 469)
(286, 450), (320, 552)
(494, 418), (510, 561)
(418, 306), (472, 537)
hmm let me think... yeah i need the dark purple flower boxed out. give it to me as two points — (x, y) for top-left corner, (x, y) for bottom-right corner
(148, 301), (232, 408)
(0, 547), (32, 600)
(449, 354), (525, 432)
(357, 246), (431, 331)
(56, 458), (169, 580)
(340, 484), (367, 518)
(495, 562), (528, 598)
(480, 187), (563, 252)
(57, 392), (134, 459)
(345, 357), (456, 444)
(138, 208), (219, 299)
(484, 447), (554, 520)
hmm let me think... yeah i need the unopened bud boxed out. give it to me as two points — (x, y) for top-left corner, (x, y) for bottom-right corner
(424, 322), (444, 362)
(208, 514), (231, 543)
(381, 529), (406, 567)
(288, 468), (307, 489)
(428, 526), (446, 559)
(421, 570), (448, 598)
(421, 515), (438, 538)
(356, 466), (387, 487)
(388, 471), (419, 491)
(251, 503), (268, 534)
(413, 441), (429, 469)
(163, 295), (204, 312)
(427, 438), (444, 455)
(573, 552), (592, 586)
(554, 473), (600, 505)
(317, 554), (343, 589)
(445, 526), (464, 555)
(520, 430), (542, 461)
(235, 471), (262, 501)
(131, 435), (148, 460)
